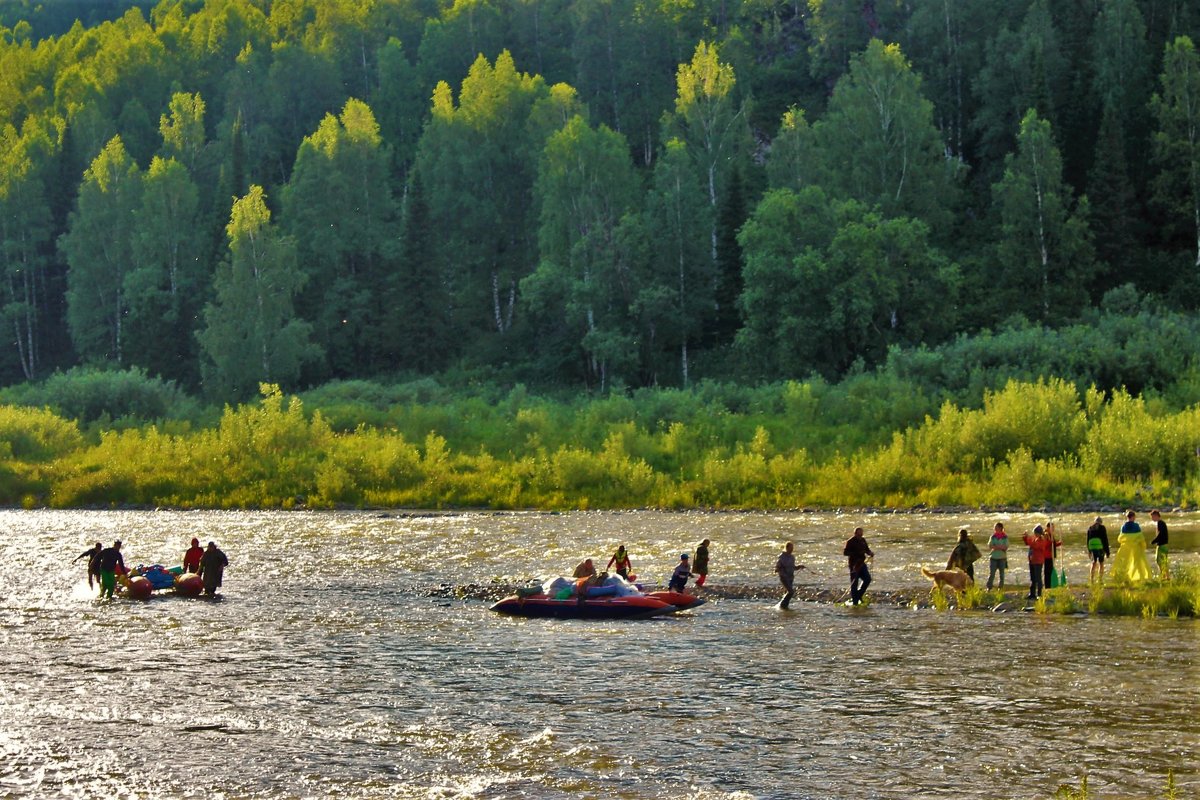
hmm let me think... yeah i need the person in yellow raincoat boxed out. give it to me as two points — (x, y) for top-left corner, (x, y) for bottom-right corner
(1109, 510), (1153, 585)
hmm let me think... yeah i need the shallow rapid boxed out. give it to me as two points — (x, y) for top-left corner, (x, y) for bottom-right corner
(2, 509), (1196, 799)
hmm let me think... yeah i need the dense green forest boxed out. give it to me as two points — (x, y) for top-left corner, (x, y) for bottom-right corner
(1, 0), (1198, 399)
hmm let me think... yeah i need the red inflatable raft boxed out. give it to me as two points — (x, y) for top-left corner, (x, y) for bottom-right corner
(175, 573), (203, 597)
(490, 592), (676, 620)
(646, 590), (705, 610)
(124, 576), (153, 599)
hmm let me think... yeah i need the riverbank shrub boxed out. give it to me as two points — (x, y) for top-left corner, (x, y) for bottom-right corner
(0, 367), (197, 425)
(887, 292), (1200, 405)
(0, 405), (84, 460)
(2, 376), (1199, 510)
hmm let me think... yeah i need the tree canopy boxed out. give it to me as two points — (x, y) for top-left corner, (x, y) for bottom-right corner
(0, 0), (1196, 399)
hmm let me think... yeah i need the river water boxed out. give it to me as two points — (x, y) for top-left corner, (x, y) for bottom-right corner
(1, 509), (1196, 799)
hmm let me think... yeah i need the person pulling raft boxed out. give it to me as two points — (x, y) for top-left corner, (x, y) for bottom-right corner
(182, 538), (204, 574)
(74, 542), (103, 589)
(668, 554), (694, 592)
(198, 542), (229, 597)
(97, 541), (126, 599)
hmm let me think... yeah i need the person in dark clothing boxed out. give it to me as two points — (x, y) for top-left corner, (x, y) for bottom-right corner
(844, 527), (874, 605)
(1043, 522), (1063, 589)
(947, 529), (982, 582)
(693, 539), (710, 587)
(1149, 510), (1170, 581)
(774, 541), (801, 609)
(1086, 517), (1110, 584)
(74, 542), (103, 589)
(97, 541), (125, 598)
(198, 542), (229, 596)
(668, 554), (693, 592)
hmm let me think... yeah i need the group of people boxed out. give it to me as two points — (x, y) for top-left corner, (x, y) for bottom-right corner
(775, 527), (875, 608)
(572, 539), (713, 593)
(74, 537), (229, 597)
(574, 529), (878, 609)
(72, 540), (128, 599)
(1105, 509), (1170, 585)
(947, 510), (1170, 602)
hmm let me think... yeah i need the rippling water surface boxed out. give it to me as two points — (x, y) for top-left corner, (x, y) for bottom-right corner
(2, 509), (1197, 799)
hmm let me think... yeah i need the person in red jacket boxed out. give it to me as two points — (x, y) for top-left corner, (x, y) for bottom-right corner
(1022, 525), (1050, 600)
(182, 538), (204, 574)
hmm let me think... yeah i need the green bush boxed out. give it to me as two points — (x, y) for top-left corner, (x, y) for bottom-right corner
(0, 367), (197, 423)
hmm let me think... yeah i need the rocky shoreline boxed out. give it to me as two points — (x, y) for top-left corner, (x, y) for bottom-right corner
(425, 580), (1085, 612)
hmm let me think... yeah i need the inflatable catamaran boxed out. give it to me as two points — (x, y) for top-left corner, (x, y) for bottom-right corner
(119, 564), (204, 599)
(490, 574), (704, 619)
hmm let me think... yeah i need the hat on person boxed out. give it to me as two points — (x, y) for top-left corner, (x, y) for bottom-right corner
(1033, 525), (1044, 534)
(680, 553), (689, 560)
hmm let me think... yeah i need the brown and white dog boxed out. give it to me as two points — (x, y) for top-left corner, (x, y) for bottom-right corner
(921, 565), (973, 593)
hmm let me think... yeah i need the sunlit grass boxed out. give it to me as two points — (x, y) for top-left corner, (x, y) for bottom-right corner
(1057, 770), (1178, 799)
(1, 379), (1199, 513)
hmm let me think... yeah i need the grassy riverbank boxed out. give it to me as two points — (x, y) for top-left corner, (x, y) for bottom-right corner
(944, 568), (1199, 617)
(1, 375), (1199, 510)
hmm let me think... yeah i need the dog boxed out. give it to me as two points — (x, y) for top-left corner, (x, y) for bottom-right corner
(921, 565), (973, 594)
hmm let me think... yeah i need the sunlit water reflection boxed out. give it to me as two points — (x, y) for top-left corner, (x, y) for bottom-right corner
(1, 509), (1196, 799)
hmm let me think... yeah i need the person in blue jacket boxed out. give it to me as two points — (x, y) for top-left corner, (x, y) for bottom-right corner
(668, 553), (694, 592)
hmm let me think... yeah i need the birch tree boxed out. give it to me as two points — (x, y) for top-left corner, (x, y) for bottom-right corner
(641, 137), (712, 386)
(813, 39), (958, 231)
(902, 0), (1004, 160)
(972, 0), (1069, 185)
(198, 186), (317, 401)
(415, 51), (563, 352)
(523, 115), (640, 389)
(126, 155), (203, 384)
(766, 107), (820, 192)
(993, 109), (1095, 319)
(282, 98), (396, 377)
(0, 116), (57, 381)
(159, 91), (207, 174)
(60, 135), (142, 365)
(667, 41), (745, 263)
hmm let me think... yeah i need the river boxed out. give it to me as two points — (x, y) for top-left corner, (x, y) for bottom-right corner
(2, 509), (1196, 799)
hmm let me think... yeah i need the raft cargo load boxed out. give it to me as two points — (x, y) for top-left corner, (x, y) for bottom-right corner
(119, 564), (203, 599)
(490, 575), (699, 620)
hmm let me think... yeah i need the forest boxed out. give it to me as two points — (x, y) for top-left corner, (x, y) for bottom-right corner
(1, 0), (1200, 509)
(0, 0), (1196, 397)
